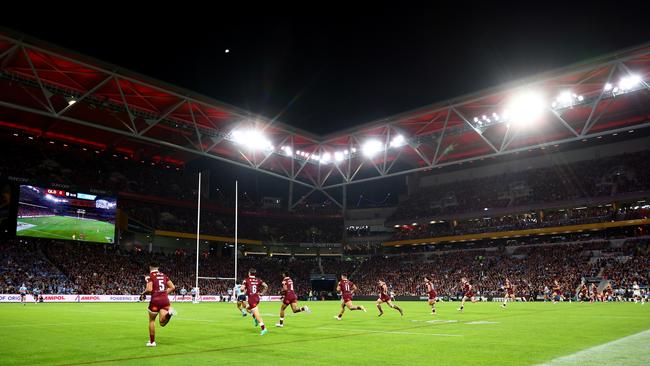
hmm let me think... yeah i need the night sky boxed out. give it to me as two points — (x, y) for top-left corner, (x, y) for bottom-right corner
(5, 6), (650, 136)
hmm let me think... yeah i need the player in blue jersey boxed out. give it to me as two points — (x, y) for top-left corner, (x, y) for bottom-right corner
(179, 287), (188, 300)
(191, 287), (198, 303)
(234, 282), (248, 316)
(19, 284), (27, 305)
(32, 287), (41, 304)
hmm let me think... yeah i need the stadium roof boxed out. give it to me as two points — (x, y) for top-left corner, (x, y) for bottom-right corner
(1, 27), (650, 208)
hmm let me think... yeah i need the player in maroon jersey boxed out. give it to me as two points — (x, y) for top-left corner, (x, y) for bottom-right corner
(603, 283), (614, 301)
(241, 268), (269, 335)
(335, 274), (366, 320)
(276, 271), (311, 327)
(579, 282), (589, 302)
(424, 276), (437, 315)
(139, 263), (176, 347)
(376, 280), (403, 317)
(501, 278), (515, 309)
(590, 283), (599, 303)
(457, 277), (477, 312)
(551, 280), (562, 303)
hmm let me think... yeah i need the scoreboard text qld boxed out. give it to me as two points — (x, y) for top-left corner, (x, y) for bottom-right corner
(47, 188), (76, 197)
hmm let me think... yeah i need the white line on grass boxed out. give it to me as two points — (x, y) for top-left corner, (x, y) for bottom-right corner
(538, 329), (650, 366)
(0, 320), (133, 328)
(318, 327), (463, 337)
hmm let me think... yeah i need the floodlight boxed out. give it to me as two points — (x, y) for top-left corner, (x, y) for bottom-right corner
(230, 129), (273, 151)
(66, 96), (77, 105)
(362, 139), (383, 157)
(504, 91), (544, 127)
(604, 83), (613, 91)
(321, 152), (331, 164)
(334, 151), (344, 162)
(389, 134), (406, 148)
(619, 74), (641, 90)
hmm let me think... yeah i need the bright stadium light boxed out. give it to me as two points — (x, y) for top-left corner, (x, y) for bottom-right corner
(334, 151), (344, 162)
(604, 83), (613, 91)
(280, 146), (293, 156)
(362, 139), (383, 157)
(504, 91), (545, 127)
(389, 134), (406, 148)
(230, 129), (273, 151)
(619, 74), (641, 91)
(321, 152), (331, 164)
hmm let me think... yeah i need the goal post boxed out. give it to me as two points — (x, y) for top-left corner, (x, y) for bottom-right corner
(193, 175), (239, 302)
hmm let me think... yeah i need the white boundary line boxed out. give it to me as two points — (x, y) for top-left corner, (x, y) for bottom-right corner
(538, 329), (650, 365)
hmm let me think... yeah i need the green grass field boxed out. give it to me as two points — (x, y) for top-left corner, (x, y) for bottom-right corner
(16, 216), (115, 243)
(1, 301), (648, 365)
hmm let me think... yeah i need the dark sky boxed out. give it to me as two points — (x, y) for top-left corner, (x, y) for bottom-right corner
(5, 5), (650, 136)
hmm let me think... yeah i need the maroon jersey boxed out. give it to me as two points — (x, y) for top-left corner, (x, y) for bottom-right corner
(462, 282), (474, 297)
(147, 270), (170, 313)
(426, 281), (437, 299)
(339, 279), (354, 302)
(282, 276), (298, 305)
(378, 283), (391, 302)
(243, 275), (265, 309)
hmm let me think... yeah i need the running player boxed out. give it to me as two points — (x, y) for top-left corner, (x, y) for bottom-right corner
(501, 278), (515, 308)
(276, 271), (311, 327)
(458, 277), (477, 312)
(603, 283), (614, 302)
(234, 282), (247, 316)
(551, 280), (562, 303)
(179, 286), (188, 300)
(632, 281), (645, 305)
(590, 283), (599, 303)
(376, 280), (403, 317)
(19, 283), (27, 306)
(32, 286), (41, 304)
(424, 276), (437, 315)
(241, 268), (269, 335)
(335, 274), (366, 320)
(579, 282), (589, 302)
(191, 286), (198, 303)
(139, 263), (176, 347)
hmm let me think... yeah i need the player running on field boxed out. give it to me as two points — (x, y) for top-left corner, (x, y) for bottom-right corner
(335, 274), (366, 320)
(234, 282), (248, 316)
(501, 278), (515, 309)
(551, 280), (562, 303)
(179, 286), (187, 300)
(424, 276), (437, 314)
(458, 277), (477, 312)
(32, 287), (41, 304)
(140, 263), (176, 347)
(590, 283), (599, 303)
(19, 283), (27, 306)
(191, 286), (198, 303)
(276, 271), (311, 327)
(241, 268), (269, 335)
(632, 281), (645, 305)
(376, 280), (403, 317)
(579, 282), (589, 302)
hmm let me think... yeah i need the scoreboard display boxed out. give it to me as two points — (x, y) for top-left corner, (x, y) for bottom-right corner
(16, 185), (117, 244)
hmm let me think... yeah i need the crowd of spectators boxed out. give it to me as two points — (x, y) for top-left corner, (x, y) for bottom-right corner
(2, 237), (648, 300)
(392, 204), (649, 240)
(390, 150), (650, 222)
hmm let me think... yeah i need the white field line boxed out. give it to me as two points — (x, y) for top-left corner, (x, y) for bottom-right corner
(318, 327), (462, 337)
(538, 329), (650, 366)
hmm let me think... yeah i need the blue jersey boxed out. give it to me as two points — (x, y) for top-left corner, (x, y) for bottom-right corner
(234, 285), (244, 297)
(180, 288), (187, 295)
(191, 288), (198, 295)
(32, 288), (40, 295)
(19, 286), (27, 294)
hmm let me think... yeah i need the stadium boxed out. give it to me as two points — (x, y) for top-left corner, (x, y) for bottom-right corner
(1, 13), (650, 366)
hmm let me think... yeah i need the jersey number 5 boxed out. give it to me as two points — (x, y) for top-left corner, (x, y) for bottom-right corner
(158, 279), (165, 292)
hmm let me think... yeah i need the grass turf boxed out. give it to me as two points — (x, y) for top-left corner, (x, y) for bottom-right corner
(0, 301), (648, 365)
(16, 216), (115, 243)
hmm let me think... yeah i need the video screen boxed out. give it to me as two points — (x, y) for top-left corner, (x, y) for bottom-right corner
(16, 185), (116, 243)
